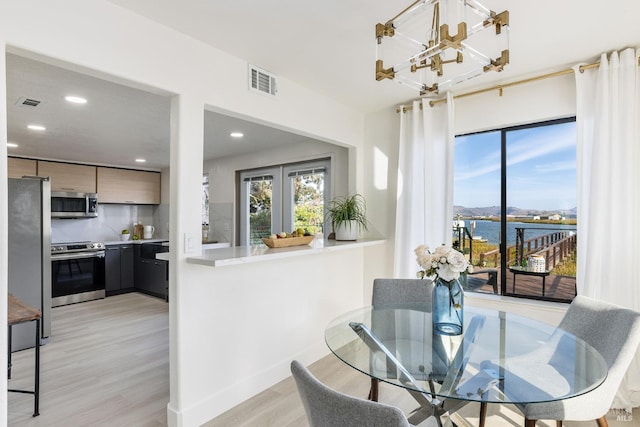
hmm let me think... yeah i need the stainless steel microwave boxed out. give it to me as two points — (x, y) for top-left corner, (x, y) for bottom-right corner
(51, 192), (98, 218)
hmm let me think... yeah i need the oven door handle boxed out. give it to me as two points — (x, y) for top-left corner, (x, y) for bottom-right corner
(51, 251), (106, 261)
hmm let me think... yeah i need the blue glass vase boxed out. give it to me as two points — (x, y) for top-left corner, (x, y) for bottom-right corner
(432, 277), (464, 335)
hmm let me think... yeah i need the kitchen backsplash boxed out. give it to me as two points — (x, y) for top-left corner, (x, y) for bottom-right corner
(209, 202), (232, 244)
(52, 204), (162, 243)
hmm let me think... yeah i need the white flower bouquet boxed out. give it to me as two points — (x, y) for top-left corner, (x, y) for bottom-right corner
(414, 244), (474, 282)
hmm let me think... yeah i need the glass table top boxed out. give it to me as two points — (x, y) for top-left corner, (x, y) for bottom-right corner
(325, 306), (607, 404)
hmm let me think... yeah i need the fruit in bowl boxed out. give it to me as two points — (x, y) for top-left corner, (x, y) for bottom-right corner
(262, 231), (314, 248)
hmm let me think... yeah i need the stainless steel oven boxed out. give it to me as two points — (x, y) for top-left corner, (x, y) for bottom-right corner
(51, 242), (106, 307)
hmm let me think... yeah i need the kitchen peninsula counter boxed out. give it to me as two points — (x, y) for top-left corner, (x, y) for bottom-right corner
(156, 235), (386, 425)
(155, 237), (385, 266)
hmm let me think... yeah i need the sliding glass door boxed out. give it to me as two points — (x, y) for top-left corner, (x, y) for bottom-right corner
(454, 118), (577, 302)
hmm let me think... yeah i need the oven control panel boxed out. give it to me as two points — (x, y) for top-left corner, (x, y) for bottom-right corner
(51, 241), (105, 253)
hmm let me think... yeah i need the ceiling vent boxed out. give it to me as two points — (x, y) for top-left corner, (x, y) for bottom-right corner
(15, 97), (41, 108)
(249, 64), (277, 96)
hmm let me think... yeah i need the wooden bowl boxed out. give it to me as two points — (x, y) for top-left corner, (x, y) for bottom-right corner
(261, 235), (314, 248)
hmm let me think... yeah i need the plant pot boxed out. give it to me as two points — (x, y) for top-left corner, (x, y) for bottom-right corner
(334, 220), (359, 241)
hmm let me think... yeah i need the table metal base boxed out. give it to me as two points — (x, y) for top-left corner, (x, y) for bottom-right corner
(351, 320), (489, 427)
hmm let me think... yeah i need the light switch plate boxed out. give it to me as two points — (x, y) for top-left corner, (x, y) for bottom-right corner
(184, 233), (197, 254)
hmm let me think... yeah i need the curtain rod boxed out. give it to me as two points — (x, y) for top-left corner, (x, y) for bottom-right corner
(395, 57), (638, 113)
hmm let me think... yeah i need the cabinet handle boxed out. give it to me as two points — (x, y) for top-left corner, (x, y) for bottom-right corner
(124, 200), (136, 203)
(60, 187), (75, 191)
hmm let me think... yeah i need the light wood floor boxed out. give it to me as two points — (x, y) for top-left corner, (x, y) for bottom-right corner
(8, 293), (638, 427)
(8, 293), (169, 426)
(204, 355), (640, 427)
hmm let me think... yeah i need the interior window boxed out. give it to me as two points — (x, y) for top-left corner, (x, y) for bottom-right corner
(240, 167), (281, 245)
(239, 159), (330, 245)
(283, 160), (331, 236)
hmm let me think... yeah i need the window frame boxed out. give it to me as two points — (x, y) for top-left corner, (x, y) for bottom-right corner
(282, 159), (331, 237)
(239, 166), (282, 246)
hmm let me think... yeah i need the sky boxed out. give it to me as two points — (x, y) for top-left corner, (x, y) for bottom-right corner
(454, 120), (577, 211)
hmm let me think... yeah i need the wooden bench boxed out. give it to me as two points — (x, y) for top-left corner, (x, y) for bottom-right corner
(8, 293), (41, 417)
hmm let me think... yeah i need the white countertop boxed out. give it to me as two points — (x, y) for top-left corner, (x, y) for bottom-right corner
(202, 242), (231, 249)
(159, 237), (385, 266)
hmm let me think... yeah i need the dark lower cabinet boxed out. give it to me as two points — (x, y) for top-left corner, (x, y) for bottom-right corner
(105, 244), (135, 296)
(134, 244), (168, 300)
(121, 245), (134, 288)
(105, 245), (120, 294)
(107, 243), (167, 300)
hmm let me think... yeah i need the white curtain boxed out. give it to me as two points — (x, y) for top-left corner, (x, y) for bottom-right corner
(575, 48), (640, 409)
(394, 92), (455, 278)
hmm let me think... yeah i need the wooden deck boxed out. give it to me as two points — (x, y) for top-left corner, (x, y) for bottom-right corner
(467, 270), (577, 302)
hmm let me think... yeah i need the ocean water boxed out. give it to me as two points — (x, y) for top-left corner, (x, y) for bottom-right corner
(456, 219), (576, 246)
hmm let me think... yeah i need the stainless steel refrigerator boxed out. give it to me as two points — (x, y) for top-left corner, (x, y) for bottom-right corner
(8, 177), (52, 351)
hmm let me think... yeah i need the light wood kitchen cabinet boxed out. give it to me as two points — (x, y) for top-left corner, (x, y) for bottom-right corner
(37, 160), (97, 193)
(97, 167), (161, 204)
(8, 157), (37, 178)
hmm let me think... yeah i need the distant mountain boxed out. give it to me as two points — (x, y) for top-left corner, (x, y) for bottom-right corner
(454, 205), (577, 218)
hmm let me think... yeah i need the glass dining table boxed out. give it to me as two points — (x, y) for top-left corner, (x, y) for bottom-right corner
(325, 305), (607, 427)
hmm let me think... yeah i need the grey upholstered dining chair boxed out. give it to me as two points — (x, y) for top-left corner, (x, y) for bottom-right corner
(368, 278), (433, 401)
(371, 278), (432, 311)
(290, 360), (414, 427)
(481, 295), (640, 427)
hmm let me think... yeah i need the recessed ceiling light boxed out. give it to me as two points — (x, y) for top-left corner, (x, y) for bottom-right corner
(27, 124), (46, 131)
(7, 142), (18, 148)
(135, 158), (146, 163)
(230, 132), (244, 138)
(65, 95), (87, 104)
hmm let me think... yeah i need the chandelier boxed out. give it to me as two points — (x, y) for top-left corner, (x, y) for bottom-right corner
(375, 0), (509, 96)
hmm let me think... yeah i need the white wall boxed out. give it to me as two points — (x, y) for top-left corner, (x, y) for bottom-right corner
(0, 2), (365, 426)
(362, 106), (400, 302)
(454, 73), (576, 135)
(177, 248), (366, 426)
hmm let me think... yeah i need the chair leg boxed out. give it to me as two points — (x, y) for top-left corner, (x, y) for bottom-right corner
(595, 416), (608, 427)
(368, 378), (379, 401)
(524, 419), (536, 427)
(479, 402), (487, 427)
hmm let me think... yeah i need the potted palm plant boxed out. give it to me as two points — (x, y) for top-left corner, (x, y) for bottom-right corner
(327, 193), (368, 241)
